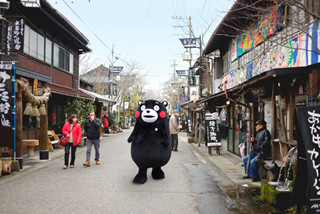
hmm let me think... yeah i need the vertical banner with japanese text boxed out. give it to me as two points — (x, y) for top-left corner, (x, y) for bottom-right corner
(296, 106), (320, 213)
(0, 64), (14, 128)
(205, 112), (221, 147)
(13, 18), (24, 52)
(6, 23), (12, 55)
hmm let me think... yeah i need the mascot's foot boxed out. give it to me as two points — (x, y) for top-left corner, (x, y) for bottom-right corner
(152, 167), (165, 180)
(133, 169), (148, 184)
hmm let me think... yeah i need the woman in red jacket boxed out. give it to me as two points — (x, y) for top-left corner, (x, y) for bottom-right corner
(62, 114), (82, 169)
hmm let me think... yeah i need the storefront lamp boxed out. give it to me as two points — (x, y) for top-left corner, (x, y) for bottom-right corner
(21, 0), (40, 8)
(226, 100), (230, 105)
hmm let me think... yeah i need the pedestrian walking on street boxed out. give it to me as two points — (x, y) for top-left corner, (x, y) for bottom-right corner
(62, 114), (82, 169)
(243, 120), (271, 182)
(83, 111), (101, 167)
(169, 110), (179, 152)
(103, 113), (110, 134)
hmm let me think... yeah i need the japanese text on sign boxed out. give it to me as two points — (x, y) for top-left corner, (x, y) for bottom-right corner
(307, 110), (320, 196)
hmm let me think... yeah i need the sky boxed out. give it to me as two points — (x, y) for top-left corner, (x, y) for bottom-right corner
(47, 0), (234, 89)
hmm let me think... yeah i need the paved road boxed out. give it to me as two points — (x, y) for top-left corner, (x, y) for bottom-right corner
(0, 130), (241, 214)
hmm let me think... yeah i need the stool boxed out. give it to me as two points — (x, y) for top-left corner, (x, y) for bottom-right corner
(22, 139), (39, 157)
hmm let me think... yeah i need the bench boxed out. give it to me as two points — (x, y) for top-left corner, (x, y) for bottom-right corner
(48, 130), (63, 151)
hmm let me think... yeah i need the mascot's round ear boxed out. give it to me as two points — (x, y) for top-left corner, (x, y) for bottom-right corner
(138, 100), (144, 105)
(162, 101), (168, 107)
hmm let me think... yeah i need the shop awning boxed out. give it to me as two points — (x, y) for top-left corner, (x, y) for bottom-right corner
(181, 100), (197, 110)
(198, 66), (309, 105)
(80, 89), (116, 104)
(49, 83), (93, 100)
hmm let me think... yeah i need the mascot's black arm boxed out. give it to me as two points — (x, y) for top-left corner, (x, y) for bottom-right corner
(160, 120), (170, 146)
(128, 123), (140, 143)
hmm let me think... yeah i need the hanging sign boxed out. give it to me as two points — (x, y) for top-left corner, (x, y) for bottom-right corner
(205, 112), (221, 147)
(13, 18), (24, 52)
(33, 79), (38, 94)
(0, 64), (14, 128)
(6, 23), (12, 55)
(176, 70), (187, 76)
(296, 106), (320, 213)
(188, 69), (195, 86)
(111, 66), (123, 73)
(179, 38), (197, 48)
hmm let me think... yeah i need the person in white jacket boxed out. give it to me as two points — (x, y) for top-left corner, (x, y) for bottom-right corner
(169, 110), (179, 151)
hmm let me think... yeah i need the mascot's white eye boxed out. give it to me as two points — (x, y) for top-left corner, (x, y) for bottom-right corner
(154, 105), (160, 111)
(141, 105), (146, 111)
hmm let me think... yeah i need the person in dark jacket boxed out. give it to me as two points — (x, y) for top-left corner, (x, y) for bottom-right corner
(243, 120), (271, 181)
(83, 111), (101, 167)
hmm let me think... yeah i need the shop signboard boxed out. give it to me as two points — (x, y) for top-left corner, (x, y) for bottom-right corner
(0, 64), (14, 128)
(205, 112), (221, 147)
(178, 116), (182, 129)
(187, 116), (192, 133)
(296, 106), (320, 213)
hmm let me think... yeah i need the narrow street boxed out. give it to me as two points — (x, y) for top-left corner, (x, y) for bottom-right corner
(0, 130), (264, 214)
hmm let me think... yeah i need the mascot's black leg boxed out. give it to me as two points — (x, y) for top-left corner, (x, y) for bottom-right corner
(152, 167), (165, 180)
(133, 168), (148, 184)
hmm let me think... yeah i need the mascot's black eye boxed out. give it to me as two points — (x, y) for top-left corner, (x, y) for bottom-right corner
(141, 105), (146, 111)
(154, 105), (160, 111)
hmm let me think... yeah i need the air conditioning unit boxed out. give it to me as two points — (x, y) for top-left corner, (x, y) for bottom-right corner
(21, 0), (41, 8)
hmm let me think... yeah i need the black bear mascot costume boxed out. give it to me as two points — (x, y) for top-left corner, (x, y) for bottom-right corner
(128, 100), (172, 184)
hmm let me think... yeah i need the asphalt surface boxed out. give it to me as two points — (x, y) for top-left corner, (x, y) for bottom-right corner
(0, 129), (255, 214)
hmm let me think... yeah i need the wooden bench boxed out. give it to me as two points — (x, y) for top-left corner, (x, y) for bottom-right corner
(47, 130), (63, 151)
(22, 139), (39, 157)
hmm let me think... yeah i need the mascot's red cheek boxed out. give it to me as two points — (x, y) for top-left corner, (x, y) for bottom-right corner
(135, 111), (140, 118)
(159, 111), (166, 118)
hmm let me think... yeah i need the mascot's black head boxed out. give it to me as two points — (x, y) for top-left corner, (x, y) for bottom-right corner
(135, 100), (168, 124)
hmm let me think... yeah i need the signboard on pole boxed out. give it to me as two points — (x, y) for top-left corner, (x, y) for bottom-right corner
(179, 38), (196, 48)
(0, 63), (14, 128)
(111, 66), (123, 73)
(205, 112), (221, 147)
(296, 106), (320, 213)
(176, 70), (187, 76)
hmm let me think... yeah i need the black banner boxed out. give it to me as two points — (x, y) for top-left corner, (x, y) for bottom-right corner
(205, 112), (221, 147)
(13, 18), (24, 52)
(187, 116), (192, 133)
(0, 64), (14, 128)
(188, 69), (195, 86)
(296, 106), (320, 213)
(6, 23), (12, 55)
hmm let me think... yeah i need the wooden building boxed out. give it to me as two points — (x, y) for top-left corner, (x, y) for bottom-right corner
(0, 0), (91, 167)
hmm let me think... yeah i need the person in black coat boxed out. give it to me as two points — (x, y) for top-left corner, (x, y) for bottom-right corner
(83, 111), (101, 167)
(243, 120), (271, 181)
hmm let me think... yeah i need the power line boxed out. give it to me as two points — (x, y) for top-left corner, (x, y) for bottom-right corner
(62, 0), (112, 52)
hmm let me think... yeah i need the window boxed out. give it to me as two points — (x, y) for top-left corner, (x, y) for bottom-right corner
(53, 43), (59, 67)
(29, 28), (37, 58)
(23, 25), (30, 54)
(53, 43), (73, 72)
(37, 34), (44, 61)
(45, 38), (52, 64)
(69, 53), (73, 73)
(23, 24), (45, 61)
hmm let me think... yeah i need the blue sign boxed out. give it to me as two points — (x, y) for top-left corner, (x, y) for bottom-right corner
(171, 83), (178, 87)
(111, 66), (123, 73)
(176, 70), (187, 76)
(179, 38), (196, 48)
